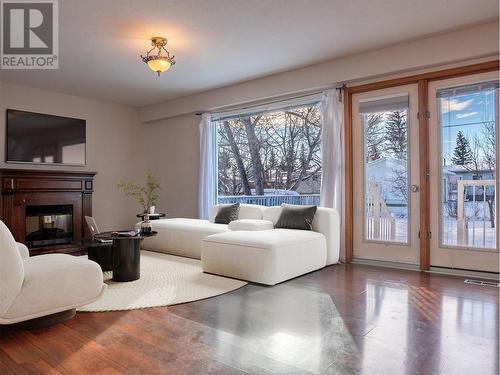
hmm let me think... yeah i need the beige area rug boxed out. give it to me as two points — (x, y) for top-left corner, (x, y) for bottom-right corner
(78, 251), (247, 312)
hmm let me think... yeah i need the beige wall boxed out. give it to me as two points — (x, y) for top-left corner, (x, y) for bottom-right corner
(0, 82), (147, 231)
(147, 114), (200, 218)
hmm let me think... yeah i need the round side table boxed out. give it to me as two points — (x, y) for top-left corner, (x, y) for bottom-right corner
(94, 231), (157, 282)
(136, 213), (166, 221)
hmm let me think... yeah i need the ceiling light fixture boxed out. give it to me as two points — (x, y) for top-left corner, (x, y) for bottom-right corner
(141, 37), (176, 76)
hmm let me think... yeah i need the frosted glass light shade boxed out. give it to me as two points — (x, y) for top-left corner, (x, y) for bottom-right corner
(147, 58), (171, 75)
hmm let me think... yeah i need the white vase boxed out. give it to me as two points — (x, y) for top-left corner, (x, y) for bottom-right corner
(148, 206), (156, 214)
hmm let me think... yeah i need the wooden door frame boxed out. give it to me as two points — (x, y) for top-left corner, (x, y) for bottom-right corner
(343, 60), (499, 270)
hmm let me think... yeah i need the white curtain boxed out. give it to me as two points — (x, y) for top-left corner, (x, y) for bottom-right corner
(319, 89), (343, 214)
(198, 113), (217, 219)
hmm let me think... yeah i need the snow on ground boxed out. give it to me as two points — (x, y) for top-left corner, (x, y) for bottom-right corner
(385, 203), (497, 249)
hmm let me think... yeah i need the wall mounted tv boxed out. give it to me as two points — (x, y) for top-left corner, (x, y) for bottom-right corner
(6, 109), (86, 165)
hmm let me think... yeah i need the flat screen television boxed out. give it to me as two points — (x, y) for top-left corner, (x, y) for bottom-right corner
(6, 109), (86, 165)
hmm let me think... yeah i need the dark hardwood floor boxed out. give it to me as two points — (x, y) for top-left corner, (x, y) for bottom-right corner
(0, 264), (498, 375)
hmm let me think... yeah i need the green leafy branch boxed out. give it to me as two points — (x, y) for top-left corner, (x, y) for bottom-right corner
(117, 172), (161, 213)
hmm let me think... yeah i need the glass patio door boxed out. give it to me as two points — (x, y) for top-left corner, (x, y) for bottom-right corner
(428, 71), (499, 272)
(352, 84), (420, 264)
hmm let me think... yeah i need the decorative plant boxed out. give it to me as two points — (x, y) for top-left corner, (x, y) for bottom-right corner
(117, 172), (161, 213)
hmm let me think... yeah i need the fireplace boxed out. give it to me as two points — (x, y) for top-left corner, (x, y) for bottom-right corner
(0, 169), (96, 255)
(25, 205), (74, 247)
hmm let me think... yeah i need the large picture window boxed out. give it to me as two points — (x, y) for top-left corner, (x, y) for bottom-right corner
(214, 103), (322, 206)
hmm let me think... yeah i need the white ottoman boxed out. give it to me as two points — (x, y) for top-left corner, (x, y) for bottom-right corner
(201, 229), (327, 285)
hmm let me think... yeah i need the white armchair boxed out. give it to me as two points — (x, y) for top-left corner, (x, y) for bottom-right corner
(0, 220), (105, 327)
(16, 242), (29, 259)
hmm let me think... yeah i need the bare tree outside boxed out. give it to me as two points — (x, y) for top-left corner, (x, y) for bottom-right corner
(216, 104), (322, 204)
(481, 120), (497, 177)
(482, 121), (497, 229)
(465, 121), (496, 228)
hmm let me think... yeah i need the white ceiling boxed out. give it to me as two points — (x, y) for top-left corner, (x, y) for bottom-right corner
(0, 0), (497, 107)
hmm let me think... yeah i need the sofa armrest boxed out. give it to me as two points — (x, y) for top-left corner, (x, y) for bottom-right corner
(16, 242), (30, 258)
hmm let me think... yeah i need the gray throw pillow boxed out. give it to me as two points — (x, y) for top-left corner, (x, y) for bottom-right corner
(214, 203), (240, 224)
(275, 204), (317, 230)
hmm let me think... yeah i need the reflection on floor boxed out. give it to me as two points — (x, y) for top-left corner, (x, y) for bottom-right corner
(0, 264), (498, 375)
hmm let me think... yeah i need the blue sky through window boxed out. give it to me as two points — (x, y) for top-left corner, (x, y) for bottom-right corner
(439, 84), (497, 165)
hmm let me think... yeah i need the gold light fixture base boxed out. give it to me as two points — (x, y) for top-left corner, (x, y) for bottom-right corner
(141, 37), (176, 76)
(151, 37), (168, 48)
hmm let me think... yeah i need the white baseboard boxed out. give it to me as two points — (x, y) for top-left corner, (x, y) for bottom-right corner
(428, 266), (500, 281)
(352, 258), (500, 281)
(352, 258), (420, 271)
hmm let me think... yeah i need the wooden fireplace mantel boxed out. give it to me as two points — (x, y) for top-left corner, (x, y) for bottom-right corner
(0, 169), (97, 256)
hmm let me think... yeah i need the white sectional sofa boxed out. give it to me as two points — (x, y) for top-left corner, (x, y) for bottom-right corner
(141, 204), (265, 258)
(141, 204), (340, 285)
(139, 218), (228, 259)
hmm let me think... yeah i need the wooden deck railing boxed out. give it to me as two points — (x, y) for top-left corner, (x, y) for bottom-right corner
(457, 179), (496, 248)
(365, 181), (396, 241)
(217, 194), (320, 206)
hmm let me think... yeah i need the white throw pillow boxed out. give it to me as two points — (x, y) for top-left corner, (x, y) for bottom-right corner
(228, 219), (274, 231)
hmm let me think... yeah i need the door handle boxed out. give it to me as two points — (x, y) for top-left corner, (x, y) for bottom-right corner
(411, 184), (419, 193)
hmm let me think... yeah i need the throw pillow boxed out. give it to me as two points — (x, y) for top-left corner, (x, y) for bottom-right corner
(275, 204), (317, 230)
(228, 219), (274, 231)
(214, 203), (240, 224)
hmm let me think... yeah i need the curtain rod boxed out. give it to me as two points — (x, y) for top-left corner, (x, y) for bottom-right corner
(195, 83), (345, 116)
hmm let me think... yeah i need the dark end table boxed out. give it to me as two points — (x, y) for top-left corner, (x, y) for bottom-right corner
(84, 238), (113, 272)
(94, 231), (157, 282)
(136, 213), (166, 221)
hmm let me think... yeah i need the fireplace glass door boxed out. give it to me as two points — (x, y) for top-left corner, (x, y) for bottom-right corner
(25, 205), (74, 247)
